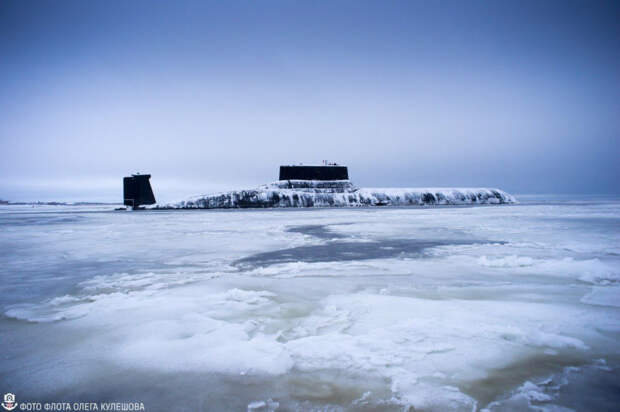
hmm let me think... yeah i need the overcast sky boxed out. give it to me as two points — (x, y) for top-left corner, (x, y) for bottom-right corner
(1, 0), (619, 202)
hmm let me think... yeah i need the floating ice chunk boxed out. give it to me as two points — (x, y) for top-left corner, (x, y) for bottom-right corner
(247, 399), (279, 411)
(578, 266), (620, 285)
(517, 381), (554, 402)
(220, 288), (276, 304)
(247, 401), (266, 410)
(478, 255), (536, 268)
(392, 380), (478, 411)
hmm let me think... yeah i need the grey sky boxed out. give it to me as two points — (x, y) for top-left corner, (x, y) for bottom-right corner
(1, 0), (619, 202)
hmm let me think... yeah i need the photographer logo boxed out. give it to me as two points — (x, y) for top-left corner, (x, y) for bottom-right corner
(1, 394), (16, 411)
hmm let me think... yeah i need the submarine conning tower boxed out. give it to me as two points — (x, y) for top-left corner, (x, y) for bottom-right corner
(123, 173), (156, 208)
(279, 163), (349, 181)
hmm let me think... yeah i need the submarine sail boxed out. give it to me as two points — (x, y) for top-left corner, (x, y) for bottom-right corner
(123, 174), (156, 208)
(279, 165), (349, 181)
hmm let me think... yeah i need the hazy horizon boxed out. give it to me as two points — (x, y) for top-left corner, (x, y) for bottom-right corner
(3, 178), (620, 205)
(1, 1), (619, 203)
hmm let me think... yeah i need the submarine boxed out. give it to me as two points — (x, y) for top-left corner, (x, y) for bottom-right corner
(154, 162), (516, 209)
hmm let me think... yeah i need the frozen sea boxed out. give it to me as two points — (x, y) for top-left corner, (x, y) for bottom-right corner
(1, 196), (619, 411)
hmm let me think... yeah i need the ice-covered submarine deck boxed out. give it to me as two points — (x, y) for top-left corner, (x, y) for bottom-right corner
(159, 164), (515, 208)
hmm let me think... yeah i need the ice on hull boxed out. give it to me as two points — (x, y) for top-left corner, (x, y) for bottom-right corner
(165, 180), (516, 209)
